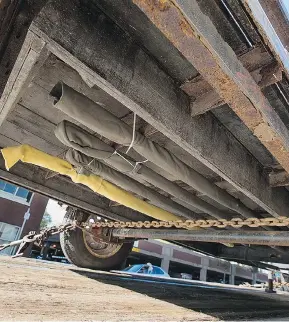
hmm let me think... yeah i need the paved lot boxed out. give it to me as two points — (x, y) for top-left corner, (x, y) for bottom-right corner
(1, 257), (289, 321)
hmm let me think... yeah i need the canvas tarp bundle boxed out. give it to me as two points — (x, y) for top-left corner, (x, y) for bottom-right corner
(65, 148), (198, 219)
(55, 120), (229, 219)
(0, 145), (181, 222)
(51, 82), (255, 218)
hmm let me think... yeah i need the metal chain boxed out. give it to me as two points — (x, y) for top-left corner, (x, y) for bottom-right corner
(0, 224), (74, 255)
(2, 216), (289, 255)
(91, 216), (289, 229)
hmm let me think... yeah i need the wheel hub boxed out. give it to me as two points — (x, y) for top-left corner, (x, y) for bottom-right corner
(83, 231), (122, 258)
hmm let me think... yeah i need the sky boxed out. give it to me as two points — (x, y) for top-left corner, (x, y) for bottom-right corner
(45, 199), (67, 226)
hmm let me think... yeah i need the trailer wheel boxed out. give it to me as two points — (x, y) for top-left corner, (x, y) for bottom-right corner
(60, 208), (133, 270)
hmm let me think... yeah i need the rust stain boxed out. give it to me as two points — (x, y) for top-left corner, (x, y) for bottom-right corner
(158, 0), (170, 11)
(264, 138), (289, 171)
(243, 0), (289, 80)
(254, 123), (277, 142)
(133, 0), (289, 173)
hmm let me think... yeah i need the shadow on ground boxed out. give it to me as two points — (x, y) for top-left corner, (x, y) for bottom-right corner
(70, 268), (289, 321)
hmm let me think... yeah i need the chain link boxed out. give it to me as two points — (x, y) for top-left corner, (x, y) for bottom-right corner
(0, 224), (74, 255)
(2, 216), (289, 255)
(91, 216), (289, 229)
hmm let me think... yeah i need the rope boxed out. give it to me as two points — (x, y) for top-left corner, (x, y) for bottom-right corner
(76, 156), (96, 174)
(125, 112), (137, 154)
(77, 113), (147, 175)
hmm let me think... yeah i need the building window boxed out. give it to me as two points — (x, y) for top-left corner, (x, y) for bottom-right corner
(0, 222), (20, 255)
(3, 182), (17, 194)
(16, 187), (30, 199)
(0, 179), (33, 204)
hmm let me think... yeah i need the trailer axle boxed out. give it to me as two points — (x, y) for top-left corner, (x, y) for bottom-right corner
(109, 228), (289, 246)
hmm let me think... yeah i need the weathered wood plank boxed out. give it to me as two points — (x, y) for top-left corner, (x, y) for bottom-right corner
(30, 0), (289, 217)
(269, 171), (289, 187)
(0, 0), (21, 56)
(0, 133), (20, 147)
(81, 0), (198, 83)
(34, 55), (130, 118)
(191, 90), (223, 117)
(0, 0), (47, 97)
(212, 105), (278, 168)
(0, 30), (50, 126)
(0, 120), (64, 156)
(20, 81), (83, 127)
(7, 104), (66, 148)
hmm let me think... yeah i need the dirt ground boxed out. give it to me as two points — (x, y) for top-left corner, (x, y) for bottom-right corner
(1, 257), (289, 321)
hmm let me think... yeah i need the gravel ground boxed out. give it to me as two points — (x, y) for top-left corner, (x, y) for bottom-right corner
(1, 257), (289, 321)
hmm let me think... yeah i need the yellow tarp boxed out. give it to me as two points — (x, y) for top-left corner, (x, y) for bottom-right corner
(1, 145), (181, 222)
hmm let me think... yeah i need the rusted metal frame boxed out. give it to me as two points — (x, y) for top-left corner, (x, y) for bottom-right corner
(244, 0), (289, 79)
(189, 61), (282, 117)
(111, 228), (289, 246)
(133, 0), (289, 174)
(181, 46), (282, 116)
(182, 45), (275, 96)
(222, 0), (261, 46)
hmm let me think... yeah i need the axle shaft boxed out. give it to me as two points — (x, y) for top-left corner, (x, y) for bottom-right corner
(111, 229), (289, 246)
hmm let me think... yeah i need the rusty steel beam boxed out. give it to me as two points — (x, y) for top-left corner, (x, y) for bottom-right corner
(244, 0), (289, 79)
(133, 0), (289, 173)
(189, 62), (282, 117)
(181, 46), (282, 117)
(111, 228), (289, 246)
(181, 46), (275, 97)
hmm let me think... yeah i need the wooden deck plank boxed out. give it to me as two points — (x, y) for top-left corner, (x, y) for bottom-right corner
(0, 120), (64, 156)
(7, 104), (65, 148)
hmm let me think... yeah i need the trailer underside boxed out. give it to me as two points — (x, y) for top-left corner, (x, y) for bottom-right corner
(1, 0), (289, 267)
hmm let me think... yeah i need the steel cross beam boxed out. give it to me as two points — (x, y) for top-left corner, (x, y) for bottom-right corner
(133, 0), (289, 173)
(111, 228), (289, 247)
(244, 0), (289, 78)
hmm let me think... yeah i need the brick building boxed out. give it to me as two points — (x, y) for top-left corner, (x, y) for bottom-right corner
(0, 179), (49, 255)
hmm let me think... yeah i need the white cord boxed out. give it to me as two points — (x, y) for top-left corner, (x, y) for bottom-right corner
(87, 158), (95, 167)
(128, 159), (148, 175)
(125, 112), (137, 154)
(76, 156), (95, 174)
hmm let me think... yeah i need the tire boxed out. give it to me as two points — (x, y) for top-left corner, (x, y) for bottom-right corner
(60, 208), (133, 270)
